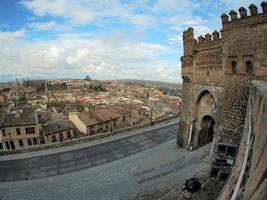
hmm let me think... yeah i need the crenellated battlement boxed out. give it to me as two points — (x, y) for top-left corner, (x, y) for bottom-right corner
(182, 27), (221, 56)
(196, 31), (221, 51)
(181, 26), (223, 85)
(182, 27), (194, 43)
(182, 28), (221, 45)
(221, 2), (267, 31)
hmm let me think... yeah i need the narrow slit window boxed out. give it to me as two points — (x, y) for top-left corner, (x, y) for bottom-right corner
(232, 61), (237, 74)
(246, 61), (252, 74)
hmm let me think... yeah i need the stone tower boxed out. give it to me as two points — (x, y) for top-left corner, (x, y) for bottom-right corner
(178, 1), (267, 184)
(178, 27), (224, 152)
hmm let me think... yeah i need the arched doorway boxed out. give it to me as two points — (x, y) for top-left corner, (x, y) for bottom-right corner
(189, 90), (217, 149)
(198, 115), (215, 147)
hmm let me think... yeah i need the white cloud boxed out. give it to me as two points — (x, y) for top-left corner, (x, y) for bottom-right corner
(20, 0), (221, 41)
(0, 30), (179, 82)
(21, 0), (97, 25)
(0, 29), (25, 47)
(16, 0), (239, 83)
(28, 21), (57, 31)
(130, 14), (157, 27)
(67, 48), (91, 65)
(20, 0), (157, 27)
(10, 0), (261, 83)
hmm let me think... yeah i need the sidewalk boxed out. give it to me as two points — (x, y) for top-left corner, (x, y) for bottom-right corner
(158, 177), (223, 200)
(155, 160), (223, 200)
(0, 118), (179, 161)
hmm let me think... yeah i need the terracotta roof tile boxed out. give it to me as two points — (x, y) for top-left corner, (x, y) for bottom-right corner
(77, 111), (100, 126)
(42, 123), (72, 136)
(0, 113), (36, 127)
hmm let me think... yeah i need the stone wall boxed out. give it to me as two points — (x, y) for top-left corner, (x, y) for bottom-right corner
(218, 80), (267, 200)
(220, 7), (267, 146)
(220, 76), (249, 143)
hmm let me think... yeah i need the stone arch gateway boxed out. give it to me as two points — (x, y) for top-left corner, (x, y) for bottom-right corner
(191, 90), (217, 149)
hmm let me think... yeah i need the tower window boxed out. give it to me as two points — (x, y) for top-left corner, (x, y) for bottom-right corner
(246, 61), (252, 74)
(231, 61), (237, 74)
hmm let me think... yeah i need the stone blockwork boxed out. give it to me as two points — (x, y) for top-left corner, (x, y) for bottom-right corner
(218, 81), (267, 200)
(178, 1), (267, 195)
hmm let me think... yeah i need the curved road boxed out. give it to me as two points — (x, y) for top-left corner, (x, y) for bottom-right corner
(0, 124), (178, 182)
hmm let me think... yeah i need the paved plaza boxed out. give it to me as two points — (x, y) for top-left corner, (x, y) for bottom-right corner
(0, 120), (211, 200)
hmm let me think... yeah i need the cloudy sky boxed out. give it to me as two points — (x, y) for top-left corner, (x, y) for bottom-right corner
(0, 0), (263, 83)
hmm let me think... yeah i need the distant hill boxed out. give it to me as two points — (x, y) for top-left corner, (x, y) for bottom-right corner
(116, 79), (182, 89)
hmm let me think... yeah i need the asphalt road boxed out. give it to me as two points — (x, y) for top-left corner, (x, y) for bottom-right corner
(0, 124), (178, 182)
(0, 121), (211, 200)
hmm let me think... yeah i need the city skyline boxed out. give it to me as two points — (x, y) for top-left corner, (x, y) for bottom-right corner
(0, 0), (262, 83)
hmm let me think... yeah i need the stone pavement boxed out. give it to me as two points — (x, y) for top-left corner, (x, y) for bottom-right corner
(0, 136), (212, 200)
(0, 117), (217, 200)
(154, 170), (223, 200)
(0, 124), (178, 181)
